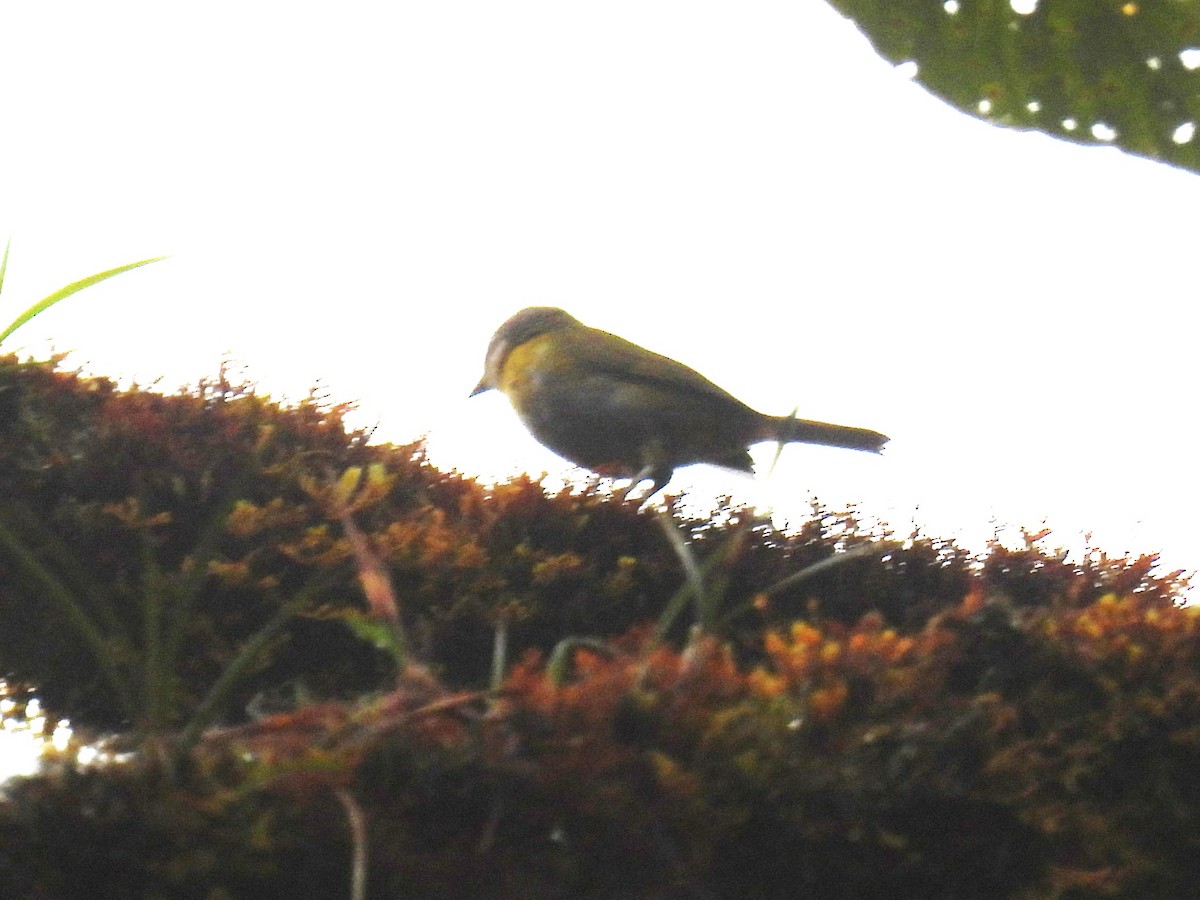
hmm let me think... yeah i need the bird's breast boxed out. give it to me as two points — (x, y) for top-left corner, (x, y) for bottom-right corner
(496, 333), (563, 414)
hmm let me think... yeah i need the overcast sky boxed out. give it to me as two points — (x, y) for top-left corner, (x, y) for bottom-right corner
(1, 1), (1197, 596)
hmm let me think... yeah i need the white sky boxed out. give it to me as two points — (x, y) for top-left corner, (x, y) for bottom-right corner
(1, 0), (1197, 597)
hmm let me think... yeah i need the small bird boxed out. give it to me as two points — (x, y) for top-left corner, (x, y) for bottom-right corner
(471, 307), (888, 497)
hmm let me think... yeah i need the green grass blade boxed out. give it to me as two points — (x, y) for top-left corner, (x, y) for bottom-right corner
(0, 508), (138, 719)
(0, 238), (10, 297)
(173, 583), (327, 759)
(0, 255), (166, 345)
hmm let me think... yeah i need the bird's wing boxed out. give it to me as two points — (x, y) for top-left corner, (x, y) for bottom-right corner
(559, 327), (751, 408)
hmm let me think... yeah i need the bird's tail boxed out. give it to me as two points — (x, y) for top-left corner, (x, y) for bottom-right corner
(763, 414), (888, 454)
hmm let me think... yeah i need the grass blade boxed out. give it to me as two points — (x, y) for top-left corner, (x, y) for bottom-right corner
(0, 238), (10, 296)
(0, 255), (166, 345)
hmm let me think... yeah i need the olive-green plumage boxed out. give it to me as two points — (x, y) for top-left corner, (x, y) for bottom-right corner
(471, 307), (887, 496)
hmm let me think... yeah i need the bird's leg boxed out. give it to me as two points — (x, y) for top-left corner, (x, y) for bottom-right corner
(618, 465), (661, 503)
(619, 447), (673, 504)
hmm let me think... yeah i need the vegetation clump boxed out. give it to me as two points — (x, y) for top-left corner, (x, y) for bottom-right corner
(0, 356), (1194, 898)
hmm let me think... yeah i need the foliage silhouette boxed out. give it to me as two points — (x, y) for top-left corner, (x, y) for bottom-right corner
(829, 0), (1200, 173)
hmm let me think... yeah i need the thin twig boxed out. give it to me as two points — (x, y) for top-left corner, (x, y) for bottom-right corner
(491, 615), (510, 692)
(335, 788), (368, 900)
(654, 506), (706, 628)
(762, 540), (900, 598)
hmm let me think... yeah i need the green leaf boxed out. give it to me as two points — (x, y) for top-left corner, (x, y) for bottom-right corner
(827, 0), (1200, 174)
(0, 255), (166, 346)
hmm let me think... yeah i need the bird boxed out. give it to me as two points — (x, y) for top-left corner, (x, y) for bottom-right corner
(471, 306), (888, 498)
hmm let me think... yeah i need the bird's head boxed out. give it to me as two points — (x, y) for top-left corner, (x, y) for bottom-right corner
(471, 306), (580, 396)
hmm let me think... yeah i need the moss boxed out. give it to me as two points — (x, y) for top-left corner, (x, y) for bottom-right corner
(0, 356), (1196, 897)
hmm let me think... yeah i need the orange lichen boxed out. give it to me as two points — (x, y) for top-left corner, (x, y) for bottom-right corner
(808, 677), (849, 721)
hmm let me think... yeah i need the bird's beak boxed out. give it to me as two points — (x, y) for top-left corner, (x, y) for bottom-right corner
(469, 376), (491, 397)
